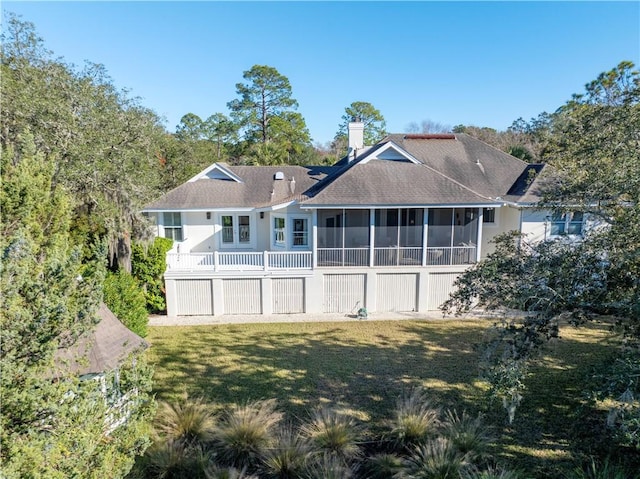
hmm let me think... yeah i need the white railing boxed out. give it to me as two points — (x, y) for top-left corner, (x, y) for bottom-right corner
(166, 246), (476, 271)
(218, 252), (263, 270)
(166, 251), (312, 272)
(374, 247), (422, 266)
(317, 248), (369, 267)
(425, 246), (477, 266)
(318, 246), (476, 267)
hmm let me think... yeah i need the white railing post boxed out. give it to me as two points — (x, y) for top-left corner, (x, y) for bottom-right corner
(214, 251), (219, 272)
(264, 251), (269, 271)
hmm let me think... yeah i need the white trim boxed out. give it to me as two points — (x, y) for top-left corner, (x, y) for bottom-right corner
(143, 207), (254, 213)
(187, 163), (244, 183)
(218, 213), (255, 249)
(302, 203), (501, 210)
(358, 141), (422, 165)
(291, 216), (310, 249)
(273, 215), (286, 248)
(256, 201), (296, 212)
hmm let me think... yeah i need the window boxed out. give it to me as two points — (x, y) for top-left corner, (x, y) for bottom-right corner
(239, 215), (250, 243)
(274, 217), (286, 246)
(222, 215), (234, 244)
(292, 218), (308, 246)
(163, 212), (183, 241)
(550, 211), (584, 236)
(221, 214), (251, 246)
(483, 208), (496, 224)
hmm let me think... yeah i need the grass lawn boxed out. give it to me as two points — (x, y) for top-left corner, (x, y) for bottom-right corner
(146, 318), (620, 477)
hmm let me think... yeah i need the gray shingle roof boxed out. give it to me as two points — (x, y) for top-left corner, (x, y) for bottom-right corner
(301, 160), (498, 206)
(54, 304), (148, 376)
(381, 133), (529, 198)
(145, 166), (334, 210)
(144, 134), (541, 211)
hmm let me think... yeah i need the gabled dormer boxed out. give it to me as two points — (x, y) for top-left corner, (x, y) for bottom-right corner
(357, 140), (422, 164)
(187, 162), (244, 183)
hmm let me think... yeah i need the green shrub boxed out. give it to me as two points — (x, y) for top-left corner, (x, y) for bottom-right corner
(132, 237), (173, 313)
(103, 270), (148, 337)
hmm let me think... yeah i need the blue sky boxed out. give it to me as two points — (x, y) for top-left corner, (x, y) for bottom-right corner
(4, 1), (639, 145)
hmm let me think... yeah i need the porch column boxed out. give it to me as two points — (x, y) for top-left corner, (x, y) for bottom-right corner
(261, 277), (273, 315)
(369, 208), (375, 267)
(476, 208), (484, 262)
(165, 278), (178, 317)
(422, 208), (429, 267)
(212, 278), (225, 315)
(311, 210), (318, 268)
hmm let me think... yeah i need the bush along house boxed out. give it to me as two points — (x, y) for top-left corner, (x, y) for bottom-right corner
(143, 121), (589, 317)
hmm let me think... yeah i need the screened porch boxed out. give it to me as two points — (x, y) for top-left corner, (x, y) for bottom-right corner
(316, 207), (480, 267)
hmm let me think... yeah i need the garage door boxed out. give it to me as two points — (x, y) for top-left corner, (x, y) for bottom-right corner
(377, 273), (418, 312)
(323, 274), (366, 313)
(175, 279), (213, 316)
(272, 278), (305, 314)
(223, 278), (262, 314)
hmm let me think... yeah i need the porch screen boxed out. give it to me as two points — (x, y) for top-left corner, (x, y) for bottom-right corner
(317, 209), (370, 248)
(427, 208), (478, 247)
(375, 209), (423, 247)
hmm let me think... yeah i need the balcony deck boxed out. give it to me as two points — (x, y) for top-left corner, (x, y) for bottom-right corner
(166, 246), (476, 272)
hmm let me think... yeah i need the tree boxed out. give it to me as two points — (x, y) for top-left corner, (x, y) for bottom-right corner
(442, 63), (640, 448)
(227, 64), (299, 144)
(1, 13), (166, 272)
(227, 65), (312, 165)
(175, 113), (206, 142)
(334, 101), (387, 151)
(0, 138), (154, 478)
(203, 112), (238, 160)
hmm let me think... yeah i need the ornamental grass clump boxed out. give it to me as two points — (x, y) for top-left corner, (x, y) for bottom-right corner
(136, 440), (211, 479)
(404, 437), (468, 479)
(359, 453), (405, 479)
(386, 387), (441, 453)
(441, 409), (493, 463)
(212, 399), (282, 469)
(260, 425), (311, 479)
(460, 465), (524, 479)
(155, 396), (216, 448)
(300, 407), (362, 462)
(204, 464), (259, 479)
(303, 453), (355, 479)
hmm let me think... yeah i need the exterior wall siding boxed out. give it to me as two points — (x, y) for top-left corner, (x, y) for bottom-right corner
(426, 272), (460, 310)
(175, 279), (214, 315)
(376, 273), (418, 312)
(272, 278), (305, 314)
(223, 278), (262, 314)
(165, 267), (466, 316)
(323, 274), (366, 313)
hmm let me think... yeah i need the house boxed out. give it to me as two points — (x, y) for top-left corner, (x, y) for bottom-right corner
(143, 122), (587, 317)
(54, 303), (148, 431)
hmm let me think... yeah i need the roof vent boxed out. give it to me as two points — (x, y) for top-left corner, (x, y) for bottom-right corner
(274, 171), (285, 180)
(403, 134), (456, 140)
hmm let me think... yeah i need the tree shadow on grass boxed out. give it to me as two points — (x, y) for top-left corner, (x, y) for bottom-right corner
(148, 320), (488, 427)
(147, 319), (632, 477)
